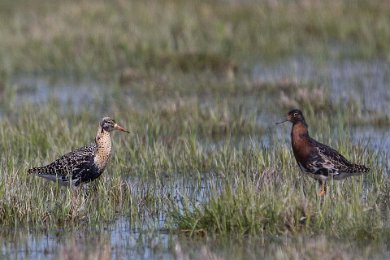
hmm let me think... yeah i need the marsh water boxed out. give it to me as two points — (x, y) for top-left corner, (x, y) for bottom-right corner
(2, 57), (390, 259)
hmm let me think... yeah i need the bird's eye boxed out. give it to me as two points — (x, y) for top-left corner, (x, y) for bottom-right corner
(294, 112), (298, 116)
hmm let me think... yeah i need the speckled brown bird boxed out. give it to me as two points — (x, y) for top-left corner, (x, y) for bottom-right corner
(277, 109), (369, 196)
(28, 117), (128, 186)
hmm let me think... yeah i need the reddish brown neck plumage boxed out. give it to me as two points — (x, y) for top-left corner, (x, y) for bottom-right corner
(291, 122), (313, 164)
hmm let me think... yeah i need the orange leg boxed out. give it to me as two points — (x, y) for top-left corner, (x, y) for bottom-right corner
(318, 181), (327, 197)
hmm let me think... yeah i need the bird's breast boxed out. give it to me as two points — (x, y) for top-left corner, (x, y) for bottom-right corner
(94, 132), (112, 171)
(291, 124), (313, 167)
(94, 145), (111, 170)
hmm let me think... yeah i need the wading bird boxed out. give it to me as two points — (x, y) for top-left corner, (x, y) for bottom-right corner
(28, 117), (128, 186)
(277, 109), (369, 196)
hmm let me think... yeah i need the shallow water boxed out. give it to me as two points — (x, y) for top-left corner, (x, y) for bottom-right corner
(3, 57), (390, 258)
(3, 219), (390, 259)
(1, 219), (174, 259)
(352, 126), (390, 152)
(12, 75), (105, 111)
(252, 57), (390, 112)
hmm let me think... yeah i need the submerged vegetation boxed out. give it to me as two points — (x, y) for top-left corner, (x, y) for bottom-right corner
(0, 0), (389, 258)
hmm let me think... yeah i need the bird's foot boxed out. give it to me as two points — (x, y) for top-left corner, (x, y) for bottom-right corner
(318, 183), (327, 197)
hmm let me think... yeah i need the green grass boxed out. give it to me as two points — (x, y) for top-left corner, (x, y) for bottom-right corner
(0, 0), (389, 75)
(0, 77), (388, 243)
(0, 0), (389, 257)
(169, 142), (388, 240)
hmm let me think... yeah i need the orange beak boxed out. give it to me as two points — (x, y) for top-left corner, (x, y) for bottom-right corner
(114, 123), (129, 133)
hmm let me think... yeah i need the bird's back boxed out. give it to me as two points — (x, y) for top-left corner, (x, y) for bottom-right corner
(307, 138), (369, 177)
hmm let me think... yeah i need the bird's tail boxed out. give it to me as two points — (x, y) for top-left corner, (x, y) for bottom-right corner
(349, 164), (370, 174)
(28, 166), (48, 175)
(28, 165), (69, 184)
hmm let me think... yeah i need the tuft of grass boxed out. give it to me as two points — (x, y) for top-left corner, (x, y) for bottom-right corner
(169, 139), (389, 240)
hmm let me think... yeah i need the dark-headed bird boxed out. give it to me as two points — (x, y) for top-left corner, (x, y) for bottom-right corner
(28, 117), (128, 186)
(277, 109), (369, 196)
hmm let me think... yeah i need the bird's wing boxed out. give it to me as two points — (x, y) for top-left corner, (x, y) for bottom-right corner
(29, 143), (96, 185)
(310, 140), (353, 174)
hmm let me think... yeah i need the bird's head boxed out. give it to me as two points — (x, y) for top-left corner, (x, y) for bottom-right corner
(276, 109), (306, 125)
(100, 117), (129, 133)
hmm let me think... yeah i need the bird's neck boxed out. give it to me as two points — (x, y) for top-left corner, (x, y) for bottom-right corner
(291, 121), (312, 158)
(94, 127), (112, 170)
(291, 121), (309, 141)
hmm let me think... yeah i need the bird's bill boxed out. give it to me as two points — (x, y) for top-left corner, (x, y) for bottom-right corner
(275, 119), (288, 125)
(114, 123), (129, 133)
(276, 114), (293, 125)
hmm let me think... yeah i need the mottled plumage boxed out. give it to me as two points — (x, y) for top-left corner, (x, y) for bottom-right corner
(278, 109), (369, 196)
(28, 117), (128, 186)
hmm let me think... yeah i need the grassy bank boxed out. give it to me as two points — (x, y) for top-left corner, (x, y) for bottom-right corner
(0, 0), (389, 75)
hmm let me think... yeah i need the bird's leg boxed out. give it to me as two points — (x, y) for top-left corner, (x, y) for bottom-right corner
(318, 180), (327, 197)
